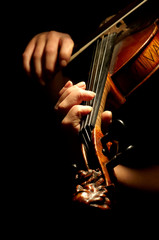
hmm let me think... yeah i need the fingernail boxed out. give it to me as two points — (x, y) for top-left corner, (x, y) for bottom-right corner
(87, 106), (93, 111)
(89, 91), (96, 97)
(60, 59), (67, 67)
(79, 81), (86, 86)
(65, 80), (73, 88)
(39, 78), (46, 86)
(77, 81), (86, 88)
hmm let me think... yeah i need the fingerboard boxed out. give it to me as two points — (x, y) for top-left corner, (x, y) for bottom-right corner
(80, 33), (117, 152)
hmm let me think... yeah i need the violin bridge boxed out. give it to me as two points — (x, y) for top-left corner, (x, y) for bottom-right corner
(100, 16), (128, 38)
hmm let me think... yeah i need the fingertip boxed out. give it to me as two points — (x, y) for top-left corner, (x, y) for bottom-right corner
(87, 106), (93, 112)
(64, 80), (73, 88)
(107, 110), (112, 119)
(88, 91), (96, 98)
(81, 106), (93, 115)
(101, 111), (112, 128)
(87, 106), (93, 111)
(76, 81), (86, 88)
(39, 78), (46, 86)
(102, 110), (112, 117)
(60, 59), (68, 67)
(59, 80), (73, 96)
(22, 54), (30, 76)
(59, 36), (74, 67)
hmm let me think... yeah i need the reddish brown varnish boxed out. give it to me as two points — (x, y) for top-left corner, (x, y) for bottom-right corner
(91, 20), (159, 185)
(92, 125), (112, 186)
(111, 19), (159, 96)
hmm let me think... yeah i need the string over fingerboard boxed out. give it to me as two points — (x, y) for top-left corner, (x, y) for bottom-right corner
(80, 33), (117, 153)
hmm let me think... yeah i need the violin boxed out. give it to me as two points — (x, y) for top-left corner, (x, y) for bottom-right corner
(72, 18), (159, 210)
(53, 0), (159, 210)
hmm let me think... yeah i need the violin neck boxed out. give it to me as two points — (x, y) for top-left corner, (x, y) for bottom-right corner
(80, 33), (117, 152)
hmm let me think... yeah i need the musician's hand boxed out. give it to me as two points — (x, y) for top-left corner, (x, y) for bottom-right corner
(54, 81), (112, 134)
(23, 31), (74, 85)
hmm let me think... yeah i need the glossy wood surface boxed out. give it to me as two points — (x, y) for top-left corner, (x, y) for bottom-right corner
(111, 20), (159, 96)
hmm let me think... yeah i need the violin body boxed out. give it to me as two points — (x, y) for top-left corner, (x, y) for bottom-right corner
(72, 19), (159, 210)
(110, 19), (159, 97)
(46, 1), (158, 210)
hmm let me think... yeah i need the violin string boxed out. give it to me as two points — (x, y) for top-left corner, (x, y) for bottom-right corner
(88, 34), (110, 127)
(94, 36), (109, 96)
(87, 40), (100, 91)
(80, 39), (100, 133)
(87, 38), (103, 122)
(87, 38), (104, 125)
(87, 39), (100, 109)
(80, 33), (116, 151)
(91, 38), (104, 93)
(80, 38), (103, 147)
(81, 39), (101, 132)
(80, 35), (110, 136)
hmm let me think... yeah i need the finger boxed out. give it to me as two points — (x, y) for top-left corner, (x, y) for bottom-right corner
(56, 88), (95, 114)
(62, 105), (93, 133)
(55, 82), (87, 109)
(59, 35), (74, 67)
(101, 111), (112, 133)
(76, 81), (87, 89)
(59, 81), (86, 97)
(22, 35), (40, 75)
(32, 34), (47, 85)
(44, 31), (60, 74)
(102, 111), (112, 122)
(58, 80), (74, 97)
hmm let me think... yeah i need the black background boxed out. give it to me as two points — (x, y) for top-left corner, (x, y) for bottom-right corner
(2, 0), (159, 237)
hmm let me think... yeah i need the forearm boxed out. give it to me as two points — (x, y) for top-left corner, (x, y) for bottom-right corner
(114, 165), (159, 192)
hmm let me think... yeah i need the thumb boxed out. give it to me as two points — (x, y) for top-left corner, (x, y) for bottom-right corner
(101, 111), (112, 133)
